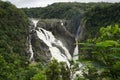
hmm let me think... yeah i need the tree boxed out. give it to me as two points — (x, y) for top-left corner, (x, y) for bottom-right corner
(79, 24), (120, 80)
(45, 59), (71, 80)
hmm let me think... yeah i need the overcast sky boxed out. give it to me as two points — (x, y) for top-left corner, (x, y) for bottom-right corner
(2, 0), (120, 8)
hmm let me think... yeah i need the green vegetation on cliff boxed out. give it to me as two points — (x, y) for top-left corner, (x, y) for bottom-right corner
(0, 1), (29, 79)
(83, 3), (120, 39)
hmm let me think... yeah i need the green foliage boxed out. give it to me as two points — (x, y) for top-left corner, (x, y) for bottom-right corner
(46, 59), (71, 80)
(29, 60), (71, 80)
(98, 24), (120, 41)
(79, 24), (120, 80)
(31, 70), (46, 80)
(0, 0), (29, 55)
(0, 1), (29, 80)
(83, 3), (120, 39)
(46, 59), (61, 80)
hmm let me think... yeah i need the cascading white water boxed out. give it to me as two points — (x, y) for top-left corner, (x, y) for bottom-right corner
(72, 23), (84, 79)
(29, 38), (34, 62)
(36, 27), (71, 67)
(29, 19), (72, 67)
(73, 23), (81, 60)
(73, 43), (79, 60)
(31, 18), (39, 27)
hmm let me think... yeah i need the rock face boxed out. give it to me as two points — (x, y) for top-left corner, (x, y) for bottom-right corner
(27, 20), (52, 64)
(37, 19), (78, 55)
(31, 30), (52, 63)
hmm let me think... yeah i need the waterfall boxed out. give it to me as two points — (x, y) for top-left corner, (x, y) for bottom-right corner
(29, 36), (34, 62)
(29, 19), (72, 67)
(73, 23), (81, 60)
(73, 43), (79, 60)
(28, 19), (84, 79)
(31, 18), (39, 27)
(75, 23), (81, 41)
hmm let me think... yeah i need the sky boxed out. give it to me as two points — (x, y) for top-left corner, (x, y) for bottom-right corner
(2, 0), (120, 8)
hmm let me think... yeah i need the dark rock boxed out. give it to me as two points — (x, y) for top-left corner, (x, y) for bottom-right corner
(30, 31), (52, 64)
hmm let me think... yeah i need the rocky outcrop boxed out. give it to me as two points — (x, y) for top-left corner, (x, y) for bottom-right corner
(31, 30), (52, 63)
(26, 20), (52, 64)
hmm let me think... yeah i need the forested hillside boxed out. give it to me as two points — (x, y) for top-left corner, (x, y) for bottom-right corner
(83, 3), (120, 39)
(22, 2), (111, 19)
(0, 1), (29, 79)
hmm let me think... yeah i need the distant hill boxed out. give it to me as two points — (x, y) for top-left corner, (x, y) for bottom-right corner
(83, 3), (120, 39)
(22, 2), (112, 19)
